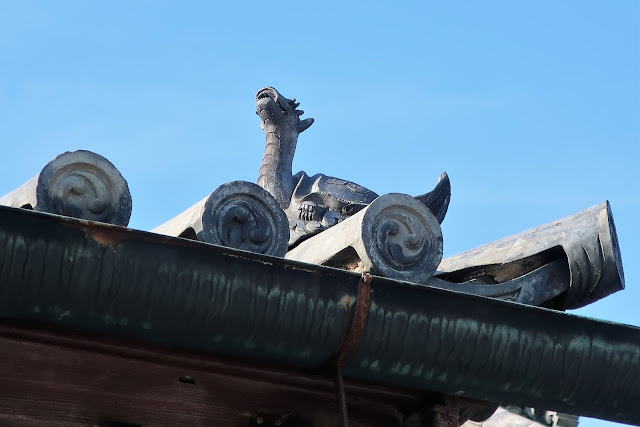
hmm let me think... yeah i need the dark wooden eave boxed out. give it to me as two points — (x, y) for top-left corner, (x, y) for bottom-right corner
(0, 321), (437, 426)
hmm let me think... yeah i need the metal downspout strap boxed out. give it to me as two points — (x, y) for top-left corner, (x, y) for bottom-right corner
(334, 273), (373, 427)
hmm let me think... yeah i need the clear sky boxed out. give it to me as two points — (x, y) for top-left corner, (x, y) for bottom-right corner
(0, 2), (638, 426)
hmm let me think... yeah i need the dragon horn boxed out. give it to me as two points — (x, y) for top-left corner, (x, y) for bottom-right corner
(297, 117), (314, 133)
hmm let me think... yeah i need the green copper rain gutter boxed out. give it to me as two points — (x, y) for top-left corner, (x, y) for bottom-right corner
(0, 206), (637, 425)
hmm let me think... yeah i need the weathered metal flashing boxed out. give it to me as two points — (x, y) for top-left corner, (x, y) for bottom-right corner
(0, 205), (637, 425)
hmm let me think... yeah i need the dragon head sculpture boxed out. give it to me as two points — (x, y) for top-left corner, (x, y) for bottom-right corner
(256, 87), (314, 134)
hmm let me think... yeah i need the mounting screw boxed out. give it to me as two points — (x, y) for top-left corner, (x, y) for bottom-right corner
(274, 420), (282, 426)
(178, 376), (196, 384)
(256, 417), (263, 425)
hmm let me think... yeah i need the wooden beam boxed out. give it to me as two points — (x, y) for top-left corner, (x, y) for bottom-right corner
(0, 322), (416, 426)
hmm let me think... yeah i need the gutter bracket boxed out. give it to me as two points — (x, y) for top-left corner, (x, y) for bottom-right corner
(336, 273), (372, 366)
(333, 273), (373, 427)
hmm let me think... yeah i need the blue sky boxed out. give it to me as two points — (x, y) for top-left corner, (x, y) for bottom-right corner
(0, 2), (638, 425)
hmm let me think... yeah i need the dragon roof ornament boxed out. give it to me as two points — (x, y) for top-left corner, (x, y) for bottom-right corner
(255, 86), (450, 247)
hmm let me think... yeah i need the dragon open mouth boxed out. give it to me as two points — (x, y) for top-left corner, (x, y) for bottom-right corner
(257, 88), (275, 100)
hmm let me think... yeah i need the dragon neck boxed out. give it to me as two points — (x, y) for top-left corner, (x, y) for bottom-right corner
(258, 121), (298, 208)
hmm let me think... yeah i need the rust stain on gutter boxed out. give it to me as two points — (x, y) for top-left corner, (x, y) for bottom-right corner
(341, 295), (353, 312)
(83, 226), (127, 248)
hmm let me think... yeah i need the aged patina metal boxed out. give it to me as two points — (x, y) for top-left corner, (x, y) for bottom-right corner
(255, 86), (450, 247)
(0, 205), (636, 425)
(152, 180), (290, 257)
(0, 150), (132, 226)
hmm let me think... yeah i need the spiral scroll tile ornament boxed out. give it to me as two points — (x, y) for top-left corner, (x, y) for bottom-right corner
(35, 151), (132, 226)
(201, 181), (289, 257)
(362, 194), (443, 282)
